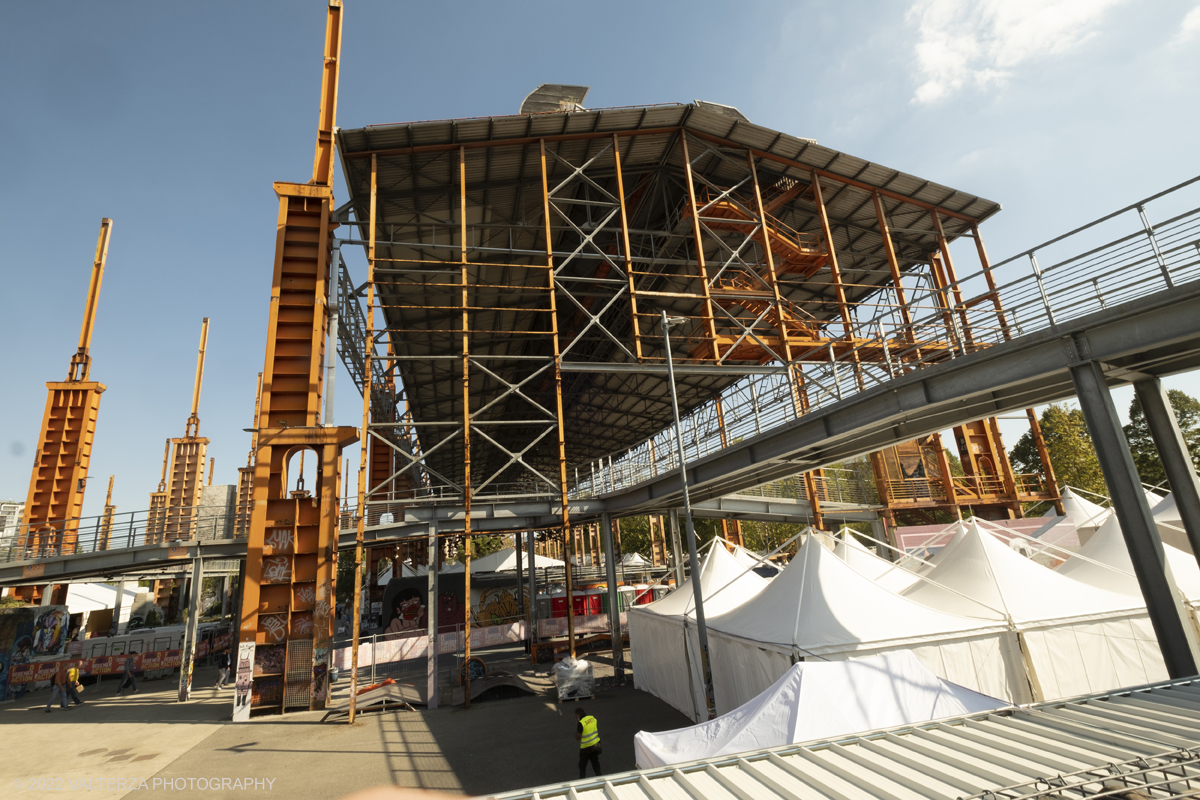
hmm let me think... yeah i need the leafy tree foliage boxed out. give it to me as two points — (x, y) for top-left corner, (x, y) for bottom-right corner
(1124, 389), (1200, 488)
(1010, 404), (1107, 496)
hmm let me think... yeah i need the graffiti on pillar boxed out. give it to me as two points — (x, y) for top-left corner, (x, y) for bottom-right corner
(262, 556), (291, 584)
(265, 528), (295, 552)
(311, 643), (328, 703)
(259, 615), (287, 643)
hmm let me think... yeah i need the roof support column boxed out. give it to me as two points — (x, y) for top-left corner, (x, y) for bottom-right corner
(460, 145), (475, 707)
(539, 139), (576, 658)
(601, 512), (624, 683)
(1070, 359), (1199, 677)
(1134, 378), (1200, 562)
(679, 135), (722, 359)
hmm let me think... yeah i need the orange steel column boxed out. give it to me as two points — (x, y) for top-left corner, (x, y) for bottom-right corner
(146, 439), (171, 545)
(20, 218), (112, 562)
(236, 374), (264, 538)
(165, 319), (211, 542)
(236, 0), (354, 720)
(539, 139), (576, 659)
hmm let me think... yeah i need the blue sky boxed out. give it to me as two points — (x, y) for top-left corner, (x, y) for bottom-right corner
(2, 0), (1199, 516)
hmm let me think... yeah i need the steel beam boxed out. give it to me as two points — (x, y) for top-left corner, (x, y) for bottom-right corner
(600, 512), (623, 681)
(1070, 360), (1197, 677)
(1134, 378), (1200, 559)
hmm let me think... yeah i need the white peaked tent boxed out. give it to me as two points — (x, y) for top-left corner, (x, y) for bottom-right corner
(1150, 494), (1195, 553)
(833, 532), (921, 593)
(629, 543), (769, 721)
(1044, 487), (1112, 541)
(467, 547), (565, 573)
(704, 537), (1026, 716)
(1058, 514), (1200, 600)
(633, 650), (1008, 768)
(901, 520), (1165, 700)
(621, 552), (652, 568)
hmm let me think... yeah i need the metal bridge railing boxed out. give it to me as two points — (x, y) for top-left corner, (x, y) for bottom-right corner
(1, 505), (244, 565)
(575, 177), (1200, 499)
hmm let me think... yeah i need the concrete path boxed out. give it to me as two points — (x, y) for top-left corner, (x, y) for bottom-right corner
(1, 659), (690, 799)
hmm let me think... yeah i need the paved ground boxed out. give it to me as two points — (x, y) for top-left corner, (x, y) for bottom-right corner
(0, 651), (689, 799)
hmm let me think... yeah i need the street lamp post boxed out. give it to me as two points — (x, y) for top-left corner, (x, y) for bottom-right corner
(661, 310), (716, 719)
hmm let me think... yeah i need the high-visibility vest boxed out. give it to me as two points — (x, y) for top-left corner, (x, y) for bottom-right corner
(579, 715), (600, 749)
(67, 667), (79, 684)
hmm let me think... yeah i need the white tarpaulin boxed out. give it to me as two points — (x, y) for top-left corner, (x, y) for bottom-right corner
(901, 519), (1165, 700)
(705, 537), (1026, 715)
(629, 543), (768, 721)
(633, 650), (1008, 768)
(1044, 487), (1112, 541)
(468, 547), (565, 573)
(621, 552), (651, 567)
(1058, 514), (1200, 600)
(1149, 493), (1194, 553)
(833, 532), (921, 593)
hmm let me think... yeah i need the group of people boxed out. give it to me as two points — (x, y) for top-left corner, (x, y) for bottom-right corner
(43, 648), (233, 713)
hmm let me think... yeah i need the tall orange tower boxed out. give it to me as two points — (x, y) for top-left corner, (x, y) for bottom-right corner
(18, 219), (113, 596)
(235, 0), (356, 718)
(144, 319), (211, 544)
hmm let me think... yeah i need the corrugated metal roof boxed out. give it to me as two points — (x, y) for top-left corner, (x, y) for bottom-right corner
(493, 678), (1200, 800)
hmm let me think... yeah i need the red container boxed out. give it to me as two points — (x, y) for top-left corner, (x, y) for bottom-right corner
(551, 595), (568, 618)
(634, 584), (653, 605)
(571, 591), (590, 617)
(586, 589), (604, 615)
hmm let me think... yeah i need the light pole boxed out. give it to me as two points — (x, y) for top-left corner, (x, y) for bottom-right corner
(661, 310), (716, 719)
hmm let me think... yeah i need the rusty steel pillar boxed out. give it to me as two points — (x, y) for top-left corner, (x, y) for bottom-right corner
(20, 218), (112, 566)
(235, 0), (354, 720)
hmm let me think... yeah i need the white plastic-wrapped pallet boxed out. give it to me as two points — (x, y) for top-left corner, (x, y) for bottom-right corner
(555, 656), (594, 701)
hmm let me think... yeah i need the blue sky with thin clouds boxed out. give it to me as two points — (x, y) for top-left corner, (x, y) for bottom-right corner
(2, 0), (1199, 516)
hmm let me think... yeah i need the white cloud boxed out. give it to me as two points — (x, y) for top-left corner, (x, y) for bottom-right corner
(908, 0), (1128, 104)
(1173, 4), (1200, 44)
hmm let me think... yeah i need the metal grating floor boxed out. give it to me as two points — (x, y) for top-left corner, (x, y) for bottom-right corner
(493, 679), (1200, 800)
(284, 639), (313, 710)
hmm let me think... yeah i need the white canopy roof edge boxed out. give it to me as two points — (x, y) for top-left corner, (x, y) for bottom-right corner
(632, 650), (1009, 769)
(901, 519), (1142, 624)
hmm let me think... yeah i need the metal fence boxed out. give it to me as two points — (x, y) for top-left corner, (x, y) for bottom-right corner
(1, 505), (242, 564)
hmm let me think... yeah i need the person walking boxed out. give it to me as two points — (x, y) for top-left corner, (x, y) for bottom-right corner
(64, 662), (85, 708)
(45, 669), (69, 713)
(574, 707), (602, 779)
(215, 648), (231, 689)
(115, 655), (138, 696)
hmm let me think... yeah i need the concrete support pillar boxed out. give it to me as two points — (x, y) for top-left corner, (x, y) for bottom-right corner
(110, 578), (126, 636)
(425, 523), (439, 710)
(668, 509), (685, 586)
(1135, 378), (1200, 560)
(1071, 361), (1198, 677)
(601, 513), (623, 681)
(179, 556), (203, 701)
(40, 584), (53, 606)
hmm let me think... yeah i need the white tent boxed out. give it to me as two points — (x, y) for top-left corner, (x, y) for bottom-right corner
(832, 532), (921, 593)
(901, 519), (1165, 700)
(629, 543), (768, 720)
(1149, 494), (1194, 553)
(621, 552), (652, 568)
(468, 547), (565, 573)
(633, 650), (1008, 768)
(1044, 486), (1112, 542)
(1058, 514), (1200, 601)
(704, 537), (1026, 715)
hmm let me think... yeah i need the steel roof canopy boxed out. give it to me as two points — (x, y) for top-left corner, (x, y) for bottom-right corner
(334, 103), (1002, 493)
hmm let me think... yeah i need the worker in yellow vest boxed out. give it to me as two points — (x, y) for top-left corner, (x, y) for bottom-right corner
(574, 707), (602, 779)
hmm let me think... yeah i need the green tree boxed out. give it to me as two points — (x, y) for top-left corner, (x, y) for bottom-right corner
(1124, 389), (1200, 488)
(1010, 404), (1106, 496)
(616, 516), (651, 558)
